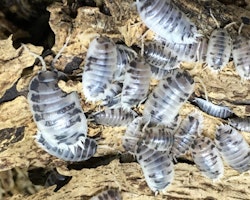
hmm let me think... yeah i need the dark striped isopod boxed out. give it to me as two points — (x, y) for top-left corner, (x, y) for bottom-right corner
(191, 136), (224, 180)
(215, 124), (250, 172)
(82, 36), (117, 102)
(90, 107), (138, 127)
(193, 97), (233, 118)
(136, 0), (200, 44)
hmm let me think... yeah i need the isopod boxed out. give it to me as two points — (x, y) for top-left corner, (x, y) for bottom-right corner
(136, 140), (174, 194)
(190, 136), (224, 180)
(193, 97), (233, 118)
(143, 69), (194, 126)
(150, 65), (170, 80)
(171, 111), (203, 159)
(228, 117), (250, 132)
(102, 81), (123, 107)
(232, 24), (250, 80)
(215, 124), (250, 172)
(121, 57), (151, 110)
(136, 0), (200, 44)
(205, 12), (232, 71)
(90, 189), (122, 200)
(142, 125), (174, 151)
(90, 107), (138, 127)
(82, 36), (117, 102)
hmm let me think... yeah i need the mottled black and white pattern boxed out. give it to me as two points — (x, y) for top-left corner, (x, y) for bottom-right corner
(82, 36), (117, 102)
(90, 189), (122, 200)
(191, 136), (224, 180)
(232, 34), (250, 80)
(28, 69), (97, 161)
(143, 69), (194, 126)
(91, 107), (138, 127)
(193, 97), (233, 118)
(215, 124), (250, 172)
(102, 82), (123, 107)
(136, 0), (200, 44)
(171, 111), (203, 158)
(228, 117), (250, 132)
(136, 141), (174, 194)
(121, 57), (151, 110)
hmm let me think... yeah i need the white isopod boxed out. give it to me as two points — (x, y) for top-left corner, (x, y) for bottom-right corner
(102, 81), (123, 107)
(90, 189), (122, 200)
(171, 111), (203, 159)
(215, 124), (250, 172)
(136, 141), (174, 194)
(228, 117), (250, 132)
(205, 12), (232, 71)
(143, 69), (195, 126)
(136, 0), (200, 44)
(232, 24), (250, 80)
(28, 69), (97, 161)
(193, 97), (233, 118)
(190, 136), (224, 180)
(121, 57), (151, 110)
(82, 36), (117, 102)
(90, 107), (138, 127)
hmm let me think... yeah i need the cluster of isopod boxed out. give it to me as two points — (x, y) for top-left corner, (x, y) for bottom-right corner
(26, 0), (250, 197)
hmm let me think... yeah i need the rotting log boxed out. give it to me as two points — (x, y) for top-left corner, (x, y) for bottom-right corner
(0, 0), (250, 199)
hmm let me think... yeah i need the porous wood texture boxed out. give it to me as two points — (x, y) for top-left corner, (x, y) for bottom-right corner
(0, 0), (250, 199)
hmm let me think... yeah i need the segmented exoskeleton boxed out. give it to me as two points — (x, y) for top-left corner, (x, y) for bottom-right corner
(90, 189), (122, 200)
(136, 0), (200, 44)
(142, 125), (174, 151)
(121, 57), (151, 110)
(82, 36), (117, 102)
(215, 124), (250, 172)
(136, 141), (174, 194)
(90, 107), (138, 127)
(193, 97), (233, 118)
(102, 81), (123, 107)
(228, 117), (250, 132)
(28, 69), (97, 161)
(191, 136), (224, 180)
(143, 69), (194, 126)
(143, 41), (180, 79)
(232, 24), (250, 80)
(171, 111), (203, 159)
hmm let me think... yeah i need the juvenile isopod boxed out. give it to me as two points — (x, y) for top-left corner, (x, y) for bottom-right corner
(171, 111), (203, 159)
(205, 12), (232, 71)
(215, 124), (250, 172)
(143, 69), (194, 126)
(90, 107), (138, 127)
(228, 117), (250, 132)
(82, 36), (117, 102)
(193, 97), (233, 118)
(136, 0), (200, 44)
(232, 24), (250, 80)
(190, 136), (224, 180)
(121, 57), (151, 110)
(90, 189), (122, 200)
(136, 140), (174, 194)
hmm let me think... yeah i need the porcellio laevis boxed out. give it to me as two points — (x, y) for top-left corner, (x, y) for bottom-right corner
(90, 107), (138, 127)
(121, 57), (151, 110)
(193, 97), (233, 118)
(142, 126), (174, 151)
(232, 31), (250, 80)
(90, 189), (122, 200)
(102, 81), (123, 107)
(28, 69), (97, 161)
(171, 111), (203, 159)
(143, 69), (195, 126)
(82, 36), (117, 102)
(136, 0), (200, 44)
(191, 136), (224, 180)
(136, 140), (174, 194)
(228, 117), (250, 132)
(215, 124), (250, 172)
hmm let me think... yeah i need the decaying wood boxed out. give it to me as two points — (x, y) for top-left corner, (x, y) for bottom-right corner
(0, 0), (250, 199)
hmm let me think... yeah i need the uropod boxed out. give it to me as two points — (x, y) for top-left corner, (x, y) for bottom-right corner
(25, 40), (97, 162)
